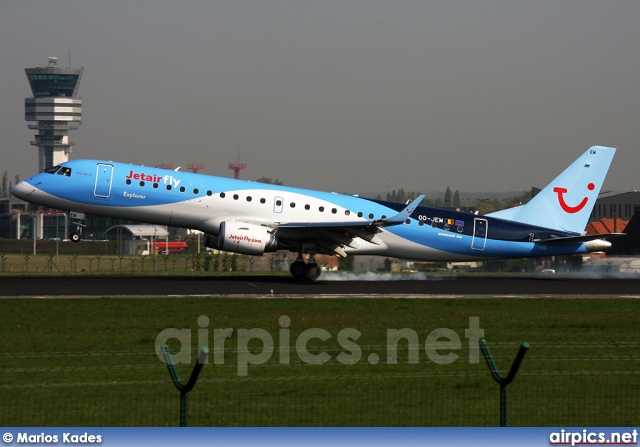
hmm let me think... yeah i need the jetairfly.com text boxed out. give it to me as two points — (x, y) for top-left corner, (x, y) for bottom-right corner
(227, 234), (263, 244)
(155, 315), (484, 376)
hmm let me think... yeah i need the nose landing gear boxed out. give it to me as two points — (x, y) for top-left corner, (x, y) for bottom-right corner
(69, 212), (86, 243)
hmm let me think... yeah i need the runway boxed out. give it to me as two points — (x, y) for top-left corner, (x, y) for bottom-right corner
(1, 274), (639, 298)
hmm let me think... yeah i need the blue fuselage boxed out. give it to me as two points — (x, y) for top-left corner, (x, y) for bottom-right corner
(12, 159), (590, 262)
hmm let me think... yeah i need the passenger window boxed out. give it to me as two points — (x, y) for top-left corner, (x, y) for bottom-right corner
(207, 190), (212, 196)
(220, 192), (225, 198)
(126, 179), (132, 185)
(166, 185), (172, 191)
(180, 186), (186, 192)
(140, 181), (145, 187)
(193, 188), (199, 194)
(153, 183), (158, 189)
(260, 198), (266, 204)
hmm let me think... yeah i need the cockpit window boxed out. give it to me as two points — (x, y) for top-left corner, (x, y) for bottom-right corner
(57, 167), (72, 177)
(43, 166), (61, 174)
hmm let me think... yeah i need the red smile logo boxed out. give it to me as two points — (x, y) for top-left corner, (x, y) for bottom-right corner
(553, 183), (595, 214)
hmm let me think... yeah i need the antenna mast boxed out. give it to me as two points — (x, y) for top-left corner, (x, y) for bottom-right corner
(228, 155), (246, 180)
(187, 162), (204, 174)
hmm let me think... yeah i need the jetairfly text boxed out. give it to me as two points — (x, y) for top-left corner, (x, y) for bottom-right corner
(126, 170), (180, 188)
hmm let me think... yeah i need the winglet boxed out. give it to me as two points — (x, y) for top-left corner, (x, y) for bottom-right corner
(378, 194), (424, 226)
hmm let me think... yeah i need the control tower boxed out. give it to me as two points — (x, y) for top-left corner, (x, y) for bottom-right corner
(25, 57), (83, 171)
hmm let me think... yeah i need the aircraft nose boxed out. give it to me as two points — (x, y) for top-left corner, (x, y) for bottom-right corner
(10, 180), (36, 200)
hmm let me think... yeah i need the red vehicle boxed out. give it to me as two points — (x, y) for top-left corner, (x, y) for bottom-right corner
(148, 241), (188, 254)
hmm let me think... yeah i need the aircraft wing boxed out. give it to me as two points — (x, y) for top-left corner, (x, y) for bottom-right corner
(278, 194), (424, 229)
(273, 195), (425, 256)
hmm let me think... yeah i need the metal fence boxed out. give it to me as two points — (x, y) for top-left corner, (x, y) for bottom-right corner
(0, 253), (248, 274)
(1, 373), (638, 426)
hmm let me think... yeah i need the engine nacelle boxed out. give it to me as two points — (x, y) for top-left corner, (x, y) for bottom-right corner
(205, 221), (277, 256)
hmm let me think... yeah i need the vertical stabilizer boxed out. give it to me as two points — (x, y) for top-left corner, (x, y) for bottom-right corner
(487, 146), (616, 233)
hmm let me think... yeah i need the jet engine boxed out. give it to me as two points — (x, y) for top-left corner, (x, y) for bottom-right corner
(204, 221), (277, 256)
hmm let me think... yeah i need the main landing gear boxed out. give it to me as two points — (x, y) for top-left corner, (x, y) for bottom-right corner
(69, 212), (86, 243)
(289, 254), (322, 281)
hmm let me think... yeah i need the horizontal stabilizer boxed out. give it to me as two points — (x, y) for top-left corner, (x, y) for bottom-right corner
(537, 233), (625, 245)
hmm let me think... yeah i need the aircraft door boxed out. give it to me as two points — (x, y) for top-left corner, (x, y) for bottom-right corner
(273, 196), (284, 214)
(94, 163), (114, 198)
(471, 218), (488, 251)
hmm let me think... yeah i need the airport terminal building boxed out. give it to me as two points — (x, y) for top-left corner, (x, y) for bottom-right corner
(589, 190), (640, 221)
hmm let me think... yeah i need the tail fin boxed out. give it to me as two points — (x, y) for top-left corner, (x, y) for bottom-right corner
(487, 146), (616, 233)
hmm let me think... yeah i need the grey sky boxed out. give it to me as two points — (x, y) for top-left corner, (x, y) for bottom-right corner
(1, 0), (638, 197)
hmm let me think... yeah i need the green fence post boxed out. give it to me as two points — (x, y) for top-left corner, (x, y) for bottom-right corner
(479, 339), (529, 427)
(162, 345), (209, 427)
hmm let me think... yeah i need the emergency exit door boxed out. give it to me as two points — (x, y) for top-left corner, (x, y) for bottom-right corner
(471, 218), (488, 251)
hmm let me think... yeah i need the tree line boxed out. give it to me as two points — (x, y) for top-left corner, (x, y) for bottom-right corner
(257, 178), (532, 215)
(384, 187), (532, 214)
(1, 172), (20, 199)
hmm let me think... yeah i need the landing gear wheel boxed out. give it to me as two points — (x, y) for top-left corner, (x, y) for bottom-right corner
(290, 260), (306, 279)
(68, 212), (86, 243)
(305, 262), (322, 281)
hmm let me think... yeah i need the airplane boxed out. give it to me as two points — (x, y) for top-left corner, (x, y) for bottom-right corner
(11, 146), (623, 280)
